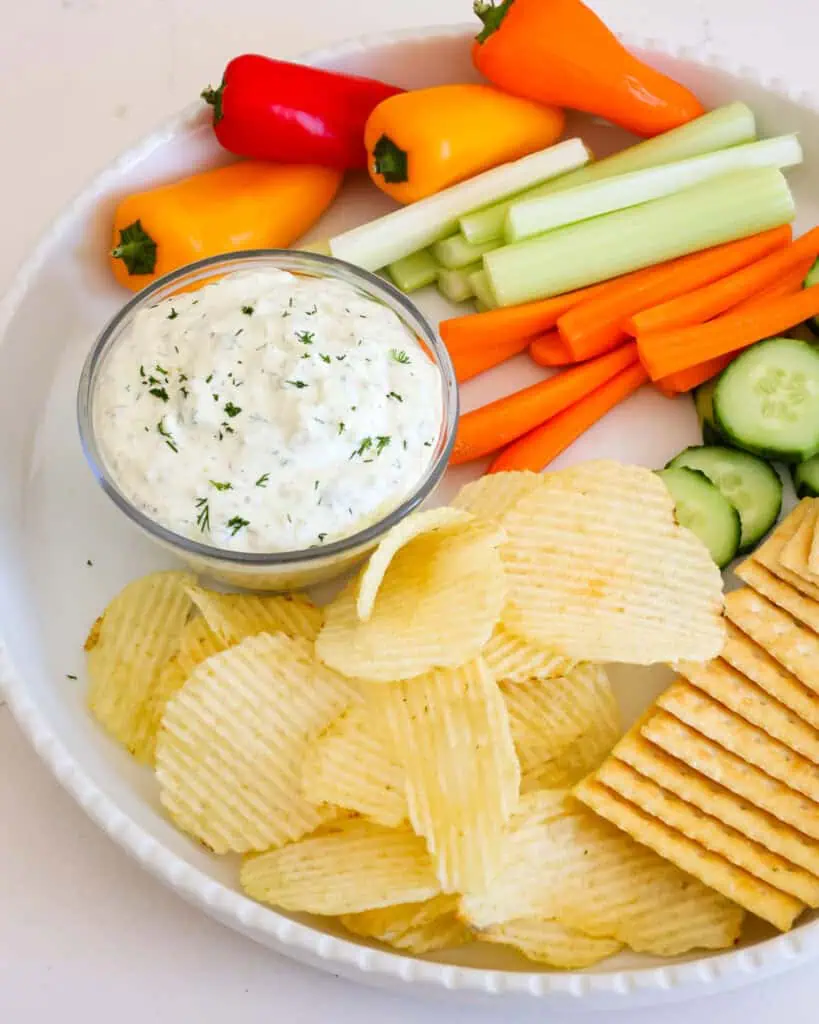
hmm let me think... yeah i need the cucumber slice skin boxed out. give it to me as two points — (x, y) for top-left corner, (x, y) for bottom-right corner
(805, 257), (819, 337)
(793, 455), (819, 498)
(713, 338), (819, 463)
(666, 445), (782, 551)
(658, 467), (742, 568)
(694, 377), (732, 446)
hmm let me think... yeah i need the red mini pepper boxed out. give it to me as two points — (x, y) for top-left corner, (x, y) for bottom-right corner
(202, 55), (403, 170)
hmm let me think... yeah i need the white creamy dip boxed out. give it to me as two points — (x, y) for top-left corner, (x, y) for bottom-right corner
(93, 268), (442, 553)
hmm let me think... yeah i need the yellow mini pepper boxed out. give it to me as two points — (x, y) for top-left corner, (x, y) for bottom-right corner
(364, 83), (564, 205)
(109, 160), (342, 291)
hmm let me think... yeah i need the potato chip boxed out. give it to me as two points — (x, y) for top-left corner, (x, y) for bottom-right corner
(302, 702), (408, 827)
(383, 658), (520, 892)
(592, 758), (819, 905)
(520, 710), (621, 793)
(810, 512), (819, 577)
(461, 790), (743, 953)
(780, 499), (819, 584)
(341, 894), (471, 954)
(317, 525), (507, 683)
(240, 818), (440, 915)
(86, 571), (195, 763)
(451, 471), (541, 522)
(747, 503), (819, 602)
(642, 710), (819, 840)
(176, 615), (226, 673)
(724, 589), (819, 696)
(186, 586), (323, 644)
(479, 917), (622, 969)
(356, 507), (472, 621)
(612, 731), (819, 877)
(156, 633), (360, 853)
(500, 461), (725, 664)
(502, 664), (618, 773)
(575, 778), (802, 931)
(736, 558), (819, 635)
(482, 624), (575, 684)
(657, 681), (819, 802)
(719, 619), (819, 731)
(676, 657), (819, 763)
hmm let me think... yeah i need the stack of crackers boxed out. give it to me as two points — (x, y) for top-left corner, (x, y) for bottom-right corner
(578, 499), (819, 932)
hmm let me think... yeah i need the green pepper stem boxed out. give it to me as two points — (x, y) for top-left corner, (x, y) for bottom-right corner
(474, 0), (515, 43)
(201, 80), (225, 124)
(111, 220), (158, 276)
(372, 134), (409, 185)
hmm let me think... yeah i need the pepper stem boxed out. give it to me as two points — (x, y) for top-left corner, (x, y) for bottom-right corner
(201, 79), (225, 124)
(372, 134), (409, 184)
(111, 220), (158, 276)
(474, 0), (515, 43)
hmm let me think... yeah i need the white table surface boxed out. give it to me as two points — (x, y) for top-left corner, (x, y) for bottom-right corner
(2, 0), (819, 1019)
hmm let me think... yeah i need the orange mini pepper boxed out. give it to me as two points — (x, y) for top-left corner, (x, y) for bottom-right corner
(364, 83), (564, 205)
(109, 160), (342, 291)
(472, 0), (704, 138)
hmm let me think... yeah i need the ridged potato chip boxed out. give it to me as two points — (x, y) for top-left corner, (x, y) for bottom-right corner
(383, 658), (520, 892)
(479, 917), (622, 969)
(240, 818), (440, 915)
(502, 664), (618, 773)
(177, 615), (226, 672)
(611, 731), (819, 878)
(461, 790), (743, 954)
(810, 511), (819, 577)
(747, 503), (819, 602)
(520, 712), (621, 793)
(186, 586), (323, 644)
(657, 682), (819, 802)
(592, 758), (819, 905)
(575, 778), (802, 931)
(341, 894), (471, 954)
(643, 711), (819, 840)
(482, 624), (575, 684)
(451, 471), (541, 522)
(86, 571), (195, 763)
(317, 525), (507, 683)
(719, 619), (819, 731)
(156, 632), (360, 853)
(302, 702), (407, 827)
(355, 507), (472, 621)
(676, 657), (819, 763)
(780, 499), (819, 585)
(500, 461), (725, 664)
(725, 588), (819, 696)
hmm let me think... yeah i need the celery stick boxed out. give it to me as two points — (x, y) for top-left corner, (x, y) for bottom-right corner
(437, 263), (482, 304)
(485, 167), (794, 308)
(433, 233), (497, 269)
(460, 103), (757, 245)
(506, 135), (802, 243)
(386, 249), (439, 293)
(474, 299), (492, 313)
(469, 269), (499, 310)
(328, 139), (590, 272)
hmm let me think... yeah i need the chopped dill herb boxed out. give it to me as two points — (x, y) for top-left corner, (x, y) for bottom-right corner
(350, 437), (372, 459)
(149, 386), (169, 402)
(227, 515), (250, 536)
(338, 421), (345, 435)
(205, 373), (214, 384)
(386, 391), (403, 402)
(318, 533), (327, 542)
(210, 480), (232, 491)
(375, 435), (391, 455)
(286, 380), (308, 389)
(255, 473), (269, 487)
(167, 307), (178, 320)
(156, 419), (178, 452)
(195, 496), (210, 532)
(155, 364), (169, 377)
(66, 674), (78, 681)
(336, 354), (347, 361)
(296, 330), (314, 345)
(241, 305), (254, 316)
(314, 480), (320, 491)
(306, 304), (318, 315)
(224, 401), (242, 418)
(390, 349), (411, 365)
(139, 365), (146, 379)
(319, 353), (331, 364)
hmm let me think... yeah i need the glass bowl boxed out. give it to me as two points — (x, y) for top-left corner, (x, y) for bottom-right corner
(77, 250), (458, 591)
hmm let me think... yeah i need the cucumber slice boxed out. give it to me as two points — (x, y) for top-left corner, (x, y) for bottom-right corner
(666, 445), (782, 551)
(714, 337), (819, 462)
(694, 377), (722, 443)
(658, 467), (741, 568)
(804, 257), (819, 338)
(793, 455), (819, 497)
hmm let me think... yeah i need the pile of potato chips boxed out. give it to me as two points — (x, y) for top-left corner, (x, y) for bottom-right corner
(580, 499), (819, 933)
(85, 461), (748, 969)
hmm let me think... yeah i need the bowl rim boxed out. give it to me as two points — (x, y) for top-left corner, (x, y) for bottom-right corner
(77, 248), (458, 566)
(2, 21), (818, 1004)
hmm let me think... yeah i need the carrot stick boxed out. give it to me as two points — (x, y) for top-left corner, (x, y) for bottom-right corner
(638, 283), (819, 381)
(488, 362), (649, 473)
(450, 343), (637, 465)
(732, 258), (814, 309)
(627, 231), (819, 337)
(528, 330), (577, 367)
(439, 270), (653, 351)
(450, 335), (530, 382)
(655, 354), (735, 396)
(557, 226), (792, 361)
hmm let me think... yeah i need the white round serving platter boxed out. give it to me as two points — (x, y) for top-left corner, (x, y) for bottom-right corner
(2, 22), (819, 1012)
